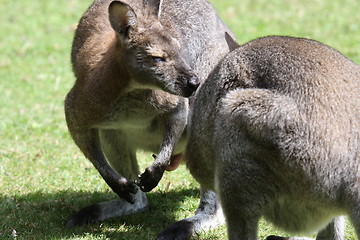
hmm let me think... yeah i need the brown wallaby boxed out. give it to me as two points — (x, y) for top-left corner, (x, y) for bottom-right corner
(185, 35), (360, 240)
(65, 0), (234, 237)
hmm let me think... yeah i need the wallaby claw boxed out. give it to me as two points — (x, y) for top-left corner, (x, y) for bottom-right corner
(137, 165), (165, 192)
(136, 154), (168, 192)
(106, 178), (138, 204)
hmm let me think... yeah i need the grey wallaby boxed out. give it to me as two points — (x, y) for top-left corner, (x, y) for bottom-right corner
(186, 34), (360, 240)
(64, 0), (233, 238)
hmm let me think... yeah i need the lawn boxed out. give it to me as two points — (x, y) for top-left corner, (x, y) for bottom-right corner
(0, 0), (359, 239)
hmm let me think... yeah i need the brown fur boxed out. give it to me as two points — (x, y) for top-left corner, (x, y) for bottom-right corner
(64, 0), (234, 233)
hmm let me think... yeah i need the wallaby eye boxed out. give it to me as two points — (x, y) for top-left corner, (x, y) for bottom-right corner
(152, 56), (166, 63)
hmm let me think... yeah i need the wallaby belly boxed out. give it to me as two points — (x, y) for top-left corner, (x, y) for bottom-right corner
(264, 196), (344, 234)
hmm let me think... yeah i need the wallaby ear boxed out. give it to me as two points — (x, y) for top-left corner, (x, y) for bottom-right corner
(109, 1), (137, 38)
(143, 0), (163, 18)
(225, 32), (240, 52)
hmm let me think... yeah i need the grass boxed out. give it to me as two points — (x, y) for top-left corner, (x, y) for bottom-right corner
(0, 0), (359, 239)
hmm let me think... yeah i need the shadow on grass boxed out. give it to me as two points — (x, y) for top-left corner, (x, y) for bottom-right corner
(0, 188), (199, 239)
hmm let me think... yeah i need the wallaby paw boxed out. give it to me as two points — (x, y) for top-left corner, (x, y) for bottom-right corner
(106, 178), (138, 204)
(137, 163), (165, 192)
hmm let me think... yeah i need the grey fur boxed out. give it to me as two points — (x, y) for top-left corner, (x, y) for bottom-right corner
(186, 36), (359, 239)
(65, 0), (233, 236)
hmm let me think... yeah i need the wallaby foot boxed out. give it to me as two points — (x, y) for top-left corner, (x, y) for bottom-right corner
(315, 217), (345, 240)
(157, 190), (224, 240)
(266, 236), (289, 240)
(66, 190), (148, 227)
(157, 220), (195, 240)
(266, 237), (313, 240)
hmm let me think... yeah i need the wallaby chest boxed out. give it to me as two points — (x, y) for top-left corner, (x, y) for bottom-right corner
(94, 89), (187, 153)
(97, 89), (180, 129)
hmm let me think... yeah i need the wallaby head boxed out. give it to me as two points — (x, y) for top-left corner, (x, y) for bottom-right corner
(108, 0), (199, 97)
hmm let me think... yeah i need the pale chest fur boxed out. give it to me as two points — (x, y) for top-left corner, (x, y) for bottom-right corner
(95, 89), (187, 153)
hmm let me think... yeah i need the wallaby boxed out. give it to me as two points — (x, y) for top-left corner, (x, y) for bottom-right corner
(185, 35), (360, 240)
(65, 0), (233, 236)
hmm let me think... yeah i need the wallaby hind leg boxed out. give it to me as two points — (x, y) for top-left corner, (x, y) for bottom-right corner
(67, 129), (149, 227)
(215, 146), (264, 240)
(315, 217), (345, 240)
(216, 163), (260, 240)
(266, 217), (345, 240)
(226, 217), (258, 240)
(215, 88), (300, 240)
(221, 189), (258, 240)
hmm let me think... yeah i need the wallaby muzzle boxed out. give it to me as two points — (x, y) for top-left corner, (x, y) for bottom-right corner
(182, 74), (200, 97)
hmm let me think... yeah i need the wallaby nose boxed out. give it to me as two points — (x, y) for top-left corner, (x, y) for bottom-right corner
(187, 75), (200, 93)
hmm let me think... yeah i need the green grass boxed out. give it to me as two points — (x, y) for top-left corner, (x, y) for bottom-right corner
(0, 0), (359, 239)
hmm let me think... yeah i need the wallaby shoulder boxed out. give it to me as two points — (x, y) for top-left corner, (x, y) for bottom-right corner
(201, 36), (360, 114)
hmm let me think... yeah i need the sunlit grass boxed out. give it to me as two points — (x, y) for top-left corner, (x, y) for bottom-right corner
(1, 0), (359, 239)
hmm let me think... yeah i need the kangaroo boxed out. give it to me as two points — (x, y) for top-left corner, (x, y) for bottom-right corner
(185, 35), (360, 240)
(65, 0), (233, 236)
